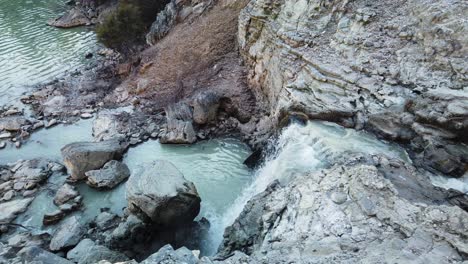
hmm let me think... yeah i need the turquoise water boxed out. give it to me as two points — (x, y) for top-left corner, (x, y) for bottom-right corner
(0, 0), (98, 106)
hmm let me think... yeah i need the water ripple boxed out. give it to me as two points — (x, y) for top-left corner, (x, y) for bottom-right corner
(0, 0), (99, 106)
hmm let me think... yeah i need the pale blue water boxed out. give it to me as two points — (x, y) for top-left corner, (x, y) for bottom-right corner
(0, 0), (98, 106)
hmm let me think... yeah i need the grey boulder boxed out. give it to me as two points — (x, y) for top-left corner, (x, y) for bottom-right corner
(140, 244), (198, 264)
(49, 216), (85, 251)
(61, 138), (128, 180)
(85, 160), (130, 189)
(54, 183), (79, 206)
(18, 246), (73, 264)
(0, 197), (33, 223)
(126, 160), (201, 226)
(67, 239), (129, 264)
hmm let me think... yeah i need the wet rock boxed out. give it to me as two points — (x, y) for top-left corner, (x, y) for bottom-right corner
(0, 197), (33, 223)
(423, 145), (465, 177)
(2, 190), (15, 201)
(81, 113), (93, 119)
(43, 210), (66, 226)
(0, 141), (6, 149)
(54, 183), (79, 205)
(159, 103), (197, 144)
(95, 211), (118, 231)
(105, 214), (145, 246)
(18, 246), (73, 264)
(126, 160), (201, 226)
(0, 132), (12, 139)
(12, 159), (52, 184)
(47, 7), (91, 28)
(191, 92), (220, 125)
(50, 216), (86, 251)
(85, 160), (130, 189)
(67, 239), (129, 264)
(61, 138), (128, 180)
(140, 244), (198, 264)
(0, 116), (28, 131)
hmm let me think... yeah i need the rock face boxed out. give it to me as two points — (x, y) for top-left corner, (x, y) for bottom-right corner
(146, 0), (177, 45)
(126, 160), (201, 226)
(85, 160), (130, 189)
(159, 103), (197, 144)
(61, 138), (128, 180)
(218, 158), (468, 263)
(49, 216), (85, 251)
(238, 0), (468, 176)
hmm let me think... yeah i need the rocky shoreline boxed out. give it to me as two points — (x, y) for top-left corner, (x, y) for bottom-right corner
(0, 0), (467, 263)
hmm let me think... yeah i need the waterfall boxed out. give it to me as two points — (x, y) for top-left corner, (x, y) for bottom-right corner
(205, 120), (410, 254)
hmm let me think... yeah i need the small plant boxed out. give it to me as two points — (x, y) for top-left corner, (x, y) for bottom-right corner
(96, 3), (145, 49)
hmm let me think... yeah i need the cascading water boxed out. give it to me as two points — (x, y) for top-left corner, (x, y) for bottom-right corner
(209, 121), (410, 253)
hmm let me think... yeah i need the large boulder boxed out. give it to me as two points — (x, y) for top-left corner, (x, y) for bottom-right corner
(85, 160), (130, 189)
(61, 138), (128, 180)
(159, 103), (197, 144)
(191, 92), (220, 125)
(49, 216), (86, 251)
(126, 160), (201, 226)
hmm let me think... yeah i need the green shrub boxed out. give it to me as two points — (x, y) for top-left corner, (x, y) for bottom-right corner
(96, 3), (145, 49)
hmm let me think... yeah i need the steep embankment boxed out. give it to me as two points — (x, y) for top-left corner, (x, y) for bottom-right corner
(237, 0), (467, 177)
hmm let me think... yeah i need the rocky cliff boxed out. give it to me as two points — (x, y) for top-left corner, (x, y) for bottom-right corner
(238, 0), (467, 176)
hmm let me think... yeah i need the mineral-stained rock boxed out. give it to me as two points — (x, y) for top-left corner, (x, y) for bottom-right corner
(61, 138), (128, 180)
(159, 103), (197, 144)
(49, 216), (85, 251)
(43, 210), (66, 226)
(18, 246), (73, 264)
(85, 160), (130, 189)
(54, 183), (79, 206)
(47, 7), (91, 28)
(0, 197), (33, 223)
(126, 160), (201, 226)
(66, 239), (129, 264)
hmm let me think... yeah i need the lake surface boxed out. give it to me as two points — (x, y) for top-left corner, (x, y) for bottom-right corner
(0, 0), (98, 106)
